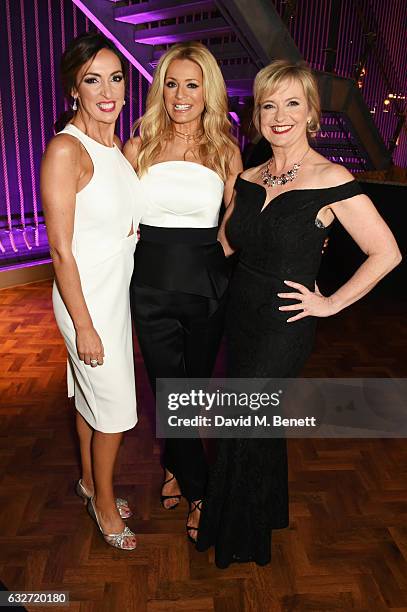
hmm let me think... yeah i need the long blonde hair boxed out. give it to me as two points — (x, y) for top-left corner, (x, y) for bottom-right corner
(133, 42), (236, 181)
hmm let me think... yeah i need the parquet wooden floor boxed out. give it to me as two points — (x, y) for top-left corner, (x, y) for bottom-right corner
(0, 280), (406, 612)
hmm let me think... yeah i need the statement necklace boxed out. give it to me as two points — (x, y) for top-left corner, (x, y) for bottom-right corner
(174, 129), (203, 143)
(261, 148), (310, 188)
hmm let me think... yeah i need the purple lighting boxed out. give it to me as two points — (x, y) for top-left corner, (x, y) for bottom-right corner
(273, 0), (407, 166)
(0, 0), (151, 271)
(5, 0), (29, 250)
(1, 256), (52, 274)
(34, 0), (46, 153)
(47, 0), (58, 126)
(71, 0), (153, 83)
(20, 0), (40, 247)
(0, 88), (16, 254)
(1, 0), (405, 275)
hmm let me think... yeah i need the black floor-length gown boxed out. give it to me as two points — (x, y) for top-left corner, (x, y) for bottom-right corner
(196, 175), (362, 568)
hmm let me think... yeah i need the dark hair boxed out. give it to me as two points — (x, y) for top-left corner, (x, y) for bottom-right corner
(55, 32), (128, 133)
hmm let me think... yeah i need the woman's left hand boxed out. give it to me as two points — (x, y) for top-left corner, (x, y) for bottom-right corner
(277, 280), (335, 322)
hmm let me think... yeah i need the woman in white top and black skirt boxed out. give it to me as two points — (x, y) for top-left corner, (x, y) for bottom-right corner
(124, 42), (242, 541)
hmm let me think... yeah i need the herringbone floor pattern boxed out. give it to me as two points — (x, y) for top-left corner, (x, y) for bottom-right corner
(0, 280), (406, 612)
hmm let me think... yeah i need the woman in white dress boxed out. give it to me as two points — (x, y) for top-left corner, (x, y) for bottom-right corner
(124, 42), (242, 542)
(41, 33), (145, 550)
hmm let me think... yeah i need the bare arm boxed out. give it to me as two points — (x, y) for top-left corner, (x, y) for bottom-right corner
(217, 145), (243, 256)
(279, 192), (402, 322)
(123, 135), (141, 169)
(41, 136), (104, 365)
(328, 193), (401, 311)
(217, 193), (237, 257)
(223, 144), (243, 208)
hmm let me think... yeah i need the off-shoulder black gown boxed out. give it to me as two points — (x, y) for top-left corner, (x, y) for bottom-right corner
(196, 175), (362, 568)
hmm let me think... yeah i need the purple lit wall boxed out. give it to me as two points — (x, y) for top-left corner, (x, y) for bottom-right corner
(1, 0), (406, 271)
(273, 0), (407, 167)
(0, 0), (149, 270)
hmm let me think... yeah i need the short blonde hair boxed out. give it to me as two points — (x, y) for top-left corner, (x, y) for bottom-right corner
(253, 60), (320, 135)
(134, 41), (236, 180)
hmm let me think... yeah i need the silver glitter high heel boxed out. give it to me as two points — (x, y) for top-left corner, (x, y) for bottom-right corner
(87, 497), (137, 550)
(75, 479), (132, 519)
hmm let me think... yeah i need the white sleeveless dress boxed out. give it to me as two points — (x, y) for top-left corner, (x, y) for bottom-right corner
(52, 123), (145, 433)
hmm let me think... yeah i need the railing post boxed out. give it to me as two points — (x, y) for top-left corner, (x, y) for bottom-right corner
(388, 114), (406, 157)
(323, 0), (341, 73)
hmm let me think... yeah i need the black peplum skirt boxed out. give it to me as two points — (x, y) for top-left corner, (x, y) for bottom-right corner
(133, 225), (231, 303)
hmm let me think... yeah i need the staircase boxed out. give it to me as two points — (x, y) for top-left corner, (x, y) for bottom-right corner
(73, 0), (395, 171)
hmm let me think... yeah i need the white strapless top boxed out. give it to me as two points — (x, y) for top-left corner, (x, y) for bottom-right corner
(139, 161), (224, 228)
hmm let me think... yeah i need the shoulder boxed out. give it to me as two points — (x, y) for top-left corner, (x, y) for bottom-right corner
(42, 133), (81, 166)
(240, 161), (264, 181)
(316, 159), (355, 188)
(310, 158), (365, 210)
(227, 143), (243, 175)
(229, 142), (242, 160)
(40, 134), (82, 192)
(113, 134), (123, 150)
(44, 132), (80, 157)
(123, 136), (142, 163)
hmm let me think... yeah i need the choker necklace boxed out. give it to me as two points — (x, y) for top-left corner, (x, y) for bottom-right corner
(173, 129), (202, 143)
(261, 148), (310, 187)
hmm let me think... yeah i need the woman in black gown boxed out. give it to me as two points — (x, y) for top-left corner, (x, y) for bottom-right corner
(196, 60), (401, 568)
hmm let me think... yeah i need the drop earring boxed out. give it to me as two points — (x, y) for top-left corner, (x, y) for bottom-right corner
(72, 97), (78, 111)
(123, 99), (126, 106)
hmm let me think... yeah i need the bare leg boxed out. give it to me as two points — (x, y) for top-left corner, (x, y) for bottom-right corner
(76, 411), (94, 494)
(92, 431), (136, 546)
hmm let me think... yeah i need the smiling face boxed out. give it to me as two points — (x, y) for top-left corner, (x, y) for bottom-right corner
(259, 77), (311, 147)
(73, 48), (125, 124)
(163, 58), (205, 129)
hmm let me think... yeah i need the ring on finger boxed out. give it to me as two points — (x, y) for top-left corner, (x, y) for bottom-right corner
(90, 359), (98, 366)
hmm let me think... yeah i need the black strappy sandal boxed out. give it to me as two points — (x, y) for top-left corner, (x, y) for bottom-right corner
(160, 473), (182, 510)
(186, 500), (202, 543)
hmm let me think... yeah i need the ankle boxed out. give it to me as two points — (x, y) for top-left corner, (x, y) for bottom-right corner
(94, 500), (121, 520)
(93, 494), (115, 511)
(81, 477), (94, 492)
